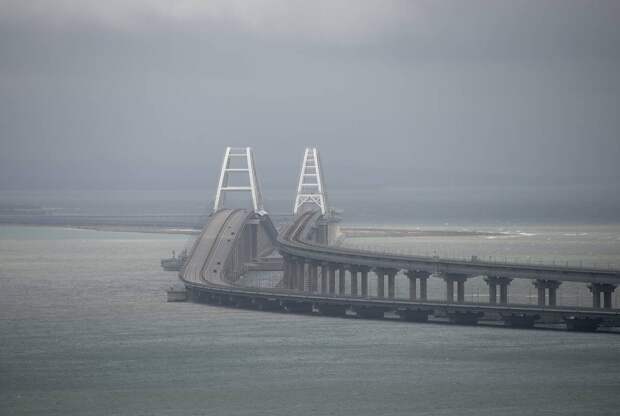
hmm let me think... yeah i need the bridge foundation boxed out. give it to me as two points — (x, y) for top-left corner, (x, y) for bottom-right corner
(282, 300), (313, 314)
(387, 269), (397, 299)
(339, 265), (346, 295)
(317, 303), (348, 317)
(485, 276), (512, 305)
(501, 313), (539, 329)
(564, 316), (602, 332)
(376, 269), (386, 298)
(397, 308), (431, 322)
(446, 310), (483, 325)
(350, 267), (359, 296)
(296, 260), (305, 291)
(320, 263), (329, 294)
(360, 267), (369, 296)
(406, 271), (430, 301)
(328, 264), (336, 294)
(443, 274), (468, 303)
(309, 262), (319, 293)
(533, 279), (561, 306)
(353, 306), (387, 319)
(588, 283), (616, 309)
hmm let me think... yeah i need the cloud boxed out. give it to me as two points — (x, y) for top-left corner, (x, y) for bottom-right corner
(0, 0), (423, 42)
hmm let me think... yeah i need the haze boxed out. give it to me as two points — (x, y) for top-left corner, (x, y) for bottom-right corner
(1, 1), (619, 220)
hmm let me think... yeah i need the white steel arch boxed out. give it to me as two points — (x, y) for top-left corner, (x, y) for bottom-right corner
(293, 147), (328, 216)
(213, 147), (266, 214)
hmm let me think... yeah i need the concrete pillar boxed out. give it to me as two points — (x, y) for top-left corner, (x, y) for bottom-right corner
(321, 263), (329, 294)
(309, 263), (318, 293)
(387, 270), (396, 299)
(485, 276), (498, 304)
(284, 258), (292, 289)
(548, 286), (557, 307)
(603, 290), (613, 309)
(350, 267), (358, 296)
(376, 270), (385, 298)
(589, 283), (616, 309)
(591, 285), (601, 308)
(419, 276), (428, 300)
(444, 274), (467, 303)
(537, 286), (546, 306)
(533, 279), (561, 307)
(499, 282), (510, 305)
(339, 265), (346, 295)
(328, 264), (336, 294)
(406, 273), (417, 300)
(446, 279), (454, 303)
(456, 279), (465, 303)
(360, 268), (369, 296)
(297, 260), (306, 292)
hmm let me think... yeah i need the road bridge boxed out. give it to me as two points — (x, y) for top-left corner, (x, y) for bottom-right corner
(179, 147), (620, 332)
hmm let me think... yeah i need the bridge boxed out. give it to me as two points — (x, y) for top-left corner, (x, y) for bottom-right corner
(179, 147), (620, 332)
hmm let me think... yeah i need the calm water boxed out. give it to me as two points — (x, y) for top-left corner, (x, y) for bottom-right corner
(1, 225), (620, 416)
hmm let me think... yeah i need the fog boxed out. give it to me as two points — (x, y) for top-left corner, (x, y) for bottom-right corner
(1, 1), (619, 219)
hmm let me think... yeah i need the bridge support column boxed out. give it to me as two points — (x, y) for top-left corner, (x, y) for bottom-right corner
(405, 271), (429, 301)
(350, 267), (358, 296)
(419, 275), (428, 300)
(387, 269), (397, 299)
(376, 269), (385, 298)
(589, 283), (616, 309)
(283, 256), (293, 289)
(360, 267), (369, 296)
(296, 260), (306, 292)
(533, 279), (561, 307)
(328, 264), (336, 294)
(309, 262), (319, 293)
(339, 265), (346, 295)
(486, 277), (498, 304)
(498, 278), (511, 305)
(485, 276), (512, 305)
(321, 263), (329, 294)
(443, 274), (468, 303)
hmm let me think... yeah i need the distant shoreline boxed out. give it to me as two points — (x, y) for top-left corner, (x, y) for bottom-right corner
(341, 227), (504, 238)
(1, 221), (508, 238)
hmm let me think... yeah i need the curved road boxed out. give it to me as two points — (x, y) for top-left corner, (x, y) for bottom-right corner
(181, 208), (249, 287)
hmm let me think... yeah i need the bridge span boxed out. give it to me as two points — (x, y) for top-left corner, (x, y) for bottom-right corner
(178, 147), (620, 332)
(179, 208), (620, 332)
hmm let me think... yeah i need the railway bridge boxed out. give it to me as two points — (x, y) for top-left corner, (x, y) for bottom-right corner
(179, 147), (620, 332)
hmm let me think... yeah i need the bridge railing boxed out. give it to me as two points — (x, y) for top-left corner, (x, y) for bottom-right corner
(338, 242), (618, 272)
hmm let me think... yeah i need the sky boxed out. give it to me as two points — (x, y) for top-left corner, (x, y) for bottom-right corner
(0, 1), (619, 207)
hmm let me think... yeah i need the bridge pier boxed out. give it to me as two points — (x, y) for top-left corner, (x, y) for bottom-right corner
(309, 261), (319, 293)
(321, 263), (329, 294)
(485, 276), (512, 305)
(443, 274), (468, 303)
(376, 269), (386, 298)
(589, 283), (616, 309)
(387, 269), (397, 299)
(296, 260), (306, 292)
(360, 267), (369, 296)
(328, 263), (336, 294)
(533, 279), (561, 306)
(406, 271), (430, 301)
(349, 266), (359, 296)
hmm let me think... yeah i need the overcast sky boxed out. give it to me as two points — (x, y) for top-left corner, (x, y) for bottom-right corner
(1, 1), (619, 196)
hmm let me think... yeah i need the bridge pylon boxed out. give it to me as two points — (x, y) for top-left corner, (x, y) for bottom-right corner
(293, 147), (328, 216)
(214, 147), (266, 214)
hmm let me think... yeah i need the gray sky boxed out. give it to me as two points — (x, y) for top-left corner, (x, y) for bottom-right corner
(1, 0), (619, 196)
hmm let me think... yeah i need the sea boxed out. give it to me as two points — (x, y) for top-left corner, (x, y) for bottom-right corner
(1, 190), (620, 415)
